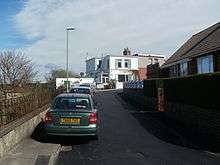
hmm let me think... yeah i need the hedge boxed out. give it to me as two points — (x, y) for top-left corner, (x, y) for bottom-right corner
(143, 79), (157, 97)
(144, 72), (220, 109)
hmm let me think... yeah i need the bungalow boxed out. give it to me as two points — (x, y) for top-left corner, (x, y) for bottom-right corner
(161, 22), (220, 77)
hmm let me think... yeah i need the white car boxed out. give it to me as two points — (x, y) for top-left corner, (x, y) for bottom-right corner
(70, 86), (95, 98)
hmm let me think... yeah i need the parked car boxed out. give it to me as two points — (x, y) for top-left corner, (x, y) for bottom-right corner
(44, 93), (98, 139)
(70, 86), (95, 97)
(79, 83), (91, 88)
(80, 83), (96, 94)
(96, 83), (104, 90)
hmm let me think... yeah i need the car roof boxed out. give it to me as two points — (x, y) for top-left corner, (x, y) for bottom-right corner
(72, 86), (90, 89)
(56, 93), (90, 98)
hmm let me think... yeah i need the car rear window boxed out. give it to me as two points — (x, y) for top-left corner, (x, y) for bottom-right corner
(53, 97), (91, 110)
(80, 84), (90, 87)
(70, 88), (91, 94)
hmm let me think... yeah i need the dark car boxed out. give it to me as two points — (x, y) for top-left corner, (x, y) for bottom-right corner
(44, 93), (98, 139)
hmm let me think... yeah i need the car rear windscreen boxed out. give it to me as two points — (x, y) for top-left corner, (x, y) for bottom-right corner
(70, 88), (90, 94)
(53, 97), (91, 110)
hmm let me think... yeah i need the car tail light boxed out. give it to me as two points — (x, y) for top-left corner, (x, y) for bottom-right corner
(44, 112), (52, 123)
(89, 112), (97, 124)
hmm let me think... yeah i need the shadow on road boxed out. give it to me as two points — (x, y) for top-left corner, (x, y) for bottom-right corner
(31, 122), (93, 146)
(117, 92), (220, 153)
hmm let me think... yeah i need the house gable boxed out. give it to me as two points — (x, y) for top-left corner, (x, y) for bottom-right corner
(162, 22), (220, 68)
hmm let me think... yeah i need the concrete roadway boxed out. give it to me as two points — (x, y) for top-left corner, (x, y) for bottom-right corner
(55, 90), (220, 165)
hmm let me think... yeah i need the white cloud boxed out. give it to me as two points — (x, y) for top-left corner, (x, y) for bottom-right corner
(14, 0), (220, 75)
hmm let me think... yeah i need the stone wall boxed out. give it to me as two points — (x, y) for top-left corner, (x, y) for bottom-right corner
(0, 105), (49, 158)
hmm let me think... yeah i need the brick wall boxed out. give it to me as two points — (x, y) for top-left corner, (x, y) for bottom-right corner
(138, 68), (148, 80)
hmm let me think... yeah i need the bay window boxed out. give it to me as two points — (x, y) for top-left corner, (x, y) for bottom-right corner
(197, 55), (213, 74)
(180, 61), (188, 76)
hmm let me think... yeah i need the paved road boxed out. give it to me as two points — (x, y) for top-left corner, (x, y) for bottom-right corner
(56, 90), (220, 165)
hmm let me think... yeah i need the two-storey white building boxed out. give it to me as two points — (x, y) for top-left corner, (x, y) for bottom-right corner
(85, 48), (165, 89)
(96, 55), (138, 89)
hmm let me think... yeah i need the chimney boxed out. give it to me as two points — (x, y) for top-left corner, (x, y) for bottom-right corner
(123, 47), (131, 56)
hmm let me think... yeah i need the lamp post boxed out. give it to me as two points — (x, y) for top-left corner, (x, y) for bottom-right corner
(66, 27), (75, 92)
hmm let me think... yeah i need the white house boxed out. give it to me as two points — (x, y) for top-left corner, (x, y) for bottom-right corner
(85, 57), (102, 78)
(96, 55), (139, 89)
(56, 78), (95, 89)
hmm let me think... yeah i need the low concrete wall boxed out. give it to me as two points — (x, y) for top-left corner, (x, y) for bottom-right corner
(0, 105), (49, 158)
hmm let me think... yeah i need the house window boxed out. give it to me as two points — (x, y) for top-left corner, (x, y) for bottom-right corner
(97, 60), (102, 69)
(107, 59), (110, 69)
(169, 65), (179, 77)
(124, 59), (131, 68)
(102, 77), (105, 83)
(197, 55), (213, 74)
(118, 75), (129, 82)
(116, 59), (122, 68)
(180, 61), (188, 76)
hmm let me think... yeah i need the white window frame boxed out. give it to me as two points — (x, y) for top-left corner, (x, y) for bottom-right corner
(197, 55), (213, 74)
(124, 59), (131, 68)
(118, 74), (129, 82)
(116, 59), (122, 68)
(180, 61), (188, 76)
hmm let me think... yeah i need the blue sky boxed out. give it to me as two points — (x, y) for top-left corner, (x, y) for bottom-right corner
(0, 0), (27, 49)
(0, 0), (220, 76)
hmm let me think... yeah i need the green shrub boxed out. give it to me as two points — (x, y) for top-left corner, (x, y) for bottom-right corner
(144, 72), (220, 109)
(143, 79), (157, 97)
(163, 72), (220, 109)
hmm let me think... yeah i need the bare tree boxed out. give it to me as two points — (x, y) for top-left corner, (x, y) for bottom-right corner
(0, 51), (37, 87)
(45, 68), (80, 83)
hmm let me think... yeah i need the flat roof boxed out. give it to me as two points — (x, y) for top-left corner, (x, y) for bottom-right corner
(133, 53), (165, 58)
(86, 57), (101, 61)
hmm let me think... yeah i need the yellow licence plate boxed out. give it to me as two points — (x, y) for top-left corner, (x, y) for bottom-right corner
(60, 118), (80, 124)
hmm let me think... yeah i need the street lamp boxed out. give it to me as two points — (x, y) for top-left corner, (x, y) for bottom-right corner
(66, 27), (75, 92)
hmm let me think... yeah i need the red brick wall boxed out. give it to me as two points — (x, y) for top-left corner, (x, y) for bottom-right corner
(138, 68), (148, 80)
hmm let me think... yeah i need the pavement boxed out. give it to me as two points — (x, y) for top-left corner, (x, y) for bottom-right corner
(55, 90), (220, 165)
(0, 138), (61, 165)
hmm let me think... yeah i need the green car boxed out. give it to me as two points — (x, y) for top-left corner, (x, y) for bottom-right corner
(44, 93), (98, 139)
